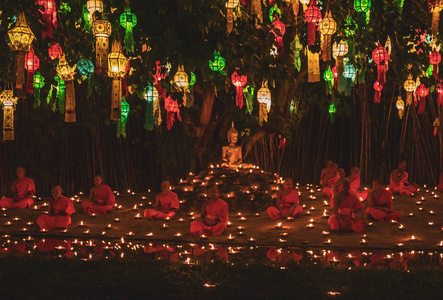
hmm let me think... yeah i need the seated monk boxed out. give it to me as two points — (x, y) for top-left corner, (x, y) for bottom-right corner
(221, 123), (242, 168)
(366, 178), (402, 221)
(323, 164), (341, 198)
(37, 185), (75, 231)
(437, 172), (443, 191)
(190, 185), (228, 236)
(348, 167), (368, 201)
(0, 167), (35, 209)
(144, 180), (179, 220)
(389, 161), (418, 195)
(320, 160), (334, 186)
(328, 178), (368, 232)
(82, 175), (115, 215)
(267, 178), (303, 219)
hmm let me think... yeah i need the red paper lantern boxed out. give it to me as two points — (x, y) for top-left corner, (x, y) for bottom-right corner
(164, 96), (181, 130)
(37, 0), (57, 39)
(24, 48), (40, 93)
(304, 0), (321, 46)
(416, 83), (429, 114)
(372, 43), (389, 85)
(430, 50), (441, 79)
(271, 16), (286, 54)
(231, 69), (247, 108)
(48, 43), (63, 60)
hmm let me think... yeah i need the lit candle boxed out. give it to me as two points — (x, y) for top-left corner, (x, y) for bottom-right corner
(408, 213), (414, 217)
(178, 218), (185, 222)
(239, 217), (247, 222)
(82, 229), (90, 235)
(126, 232), (135, 236)
(134, 214), (142, 220)
(279, 238), (287, 243)
(237, 226), (245, 231)
(90, 213), (97, 218)
(360, 239), (368, 245)
(306, 223), (315, 229)
(428, 222), (434, 226)
(322, 231), (330, 236)
(397, 243), (404, 247)
(409, 235), (417, 241)
(227, 221), (232, 227)
(418, 207), (424, 211)
(32, 205), (39, 211)
(200, 234), (207, 239)
(322, 211), (329, 218)
(42, 202), (49, 207)
(255, 213), (261, 217)
(438, 241), (443, 247)
(390, 219), (398, 224)
(237, 231), (245, 236)
(79, 221), (85, 227)
(161, 224), (169, 230)
(324, 239), (331, 245)
(323, 200), (329, 206)
(275, 222), (282, 229)
(429, 211), (436, 215)
(114, 218), (121, 222)
(248, 237), (256, 243)
(132, 205), (138, 211)
(309, 206), (315, 211)
(146, 232), (154, 237)
(227, 234), (235, 240)
(416, 201), (422, 205)
(12, 217), (20, 222)
(1, 207), (7, 211)
(305, 211), (311, 215)
(174, 233), (182, 238)
(398, 224), (405, 231)
(20, 227), (28, 232)
(187, 212), (194, 217)
(26, 222), (33, 226)
(100, 231), (107, 236)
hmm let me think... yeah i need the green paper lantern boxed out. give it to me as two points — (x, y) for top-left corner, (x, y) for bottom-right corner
(269, 4), (281, 23)
(118, 98), (130, 138)
(120, 8), (137, 53)
(77, 58), (95, 77)
(354, 0), (371, 12)
(329, 103), (336, 114)
(189, 72), (196, 87)
(323, 68), (334, 82)
(343, 64), (356, 79)
(209, 51), (226, 72)
(33, 71), (45, 109)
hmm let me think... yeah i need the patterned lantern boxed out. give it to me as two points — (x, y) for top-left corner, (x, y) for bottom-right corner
(403, 74), (416, 105)
(373, 81), (383, 103)
(319, 11), (337, 61)
(209, 51), (226, 73)
(117, 98), (130, 138)
(226, 0), (240, 34)
(48, 43), (63, 60)
(429, 0), (443, 35)
(437, 82), (443, 106)
(231, 69), (248, 108)
(304, 0), (321, 46)
(33, 71), (45, 109)
(164, 96), (181, 130)
(354, 0), (371, 23)
(396, 96), (404, 119)
(56, 55), (77, 122)
(430, 49), (441, 80)
(257, 80), (271, 123)
(174, 65), (189, 106)
(37, 0), (57, 39)
(92, 19), (112, 70)
(372, 43), (389, 85)
(416, 83), (429, 114)
(269, 4), (281, 23)
(332, 40), (348, 86)
(24, 48), (40, 93)
(120, 8), (137, 53)
(144, 83), (160, 130)
(77, 58), (95, 78)
(87, 0), (104, 15)
(0, 90), (18, 140)
(434, 118), (440, 136)
(108, 41), (129, 120)
(271, 16), (286, 54)
(290, 35), (303, 71)
(8, 12), (36, 98)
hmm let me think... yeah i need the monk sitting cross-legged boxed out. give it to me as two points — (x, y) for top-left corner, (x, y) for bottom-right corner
(366, 178), (402, 222)
(190, 185), (228, 236)
(0, 167), (35, 209)
(37, 185), (76, 231)
(267, 178), (303, 219)
(389, 161), (418, 196)
(144, 180), (179, 220)
(82, 175), (115, 215)
(320, 160), (334, 186)
(323, 163), (340, 198)
(348, 167), (368, 201)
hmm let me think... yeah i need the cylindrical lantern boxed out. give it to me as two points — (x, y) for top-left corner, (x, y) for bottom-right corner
(231, 69), (248, 109)
(271, 16), (286, 54)
(332, 40), (348, 87)
(396, 96), (404, 119)
(120, 8), (137, 53)
(0, 90), (18, 140)
(403, 74), (416, 105)
(24, 48), (40, 93)
(144, 83), (159, 130)
(319, 11), (337, 61)
(430, 49), (441, 80)
(92, 19), (112, 70)
(257, 80), (272, 123)
(37, 0), (57, 39)
(226, 0), (240, 33)
(372, 43), (389, 85)
(108, 41), (129, 120)
(304, 0), (321, 46)
(416, 83), (429, 114)
(56, 56), (77, 122)
(48, 43), (63, 60)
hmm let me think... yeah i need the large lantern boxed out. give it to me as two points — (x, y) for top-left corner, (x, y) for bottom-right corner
(416, 83), (429, 115)
(0, 90), (18, 140)
(144, 83), (160, 130)
(48, 43), (63, 60)
(8, 12), (36, 98)
(403, 74), (416, 105)
(396, 96), (404, 119)
(257, 80), (271, 123)
(372, 43), (389, 85)
(231, 69), (248, 109)
(164, 96), (181, 130)
(430, 49), (441, 80)
(24, 48), (40, 93)
(92, 19), (112, 70)
(271, 16), (286, 54)
(108, 41), (129, 120)
(120, 8), (137, 53)
(304, 0), (321, 46)
(319, 11), (337, 61)
(37, 0), (57, 39)
(56, 55), (77, 122)
(226, 0), (240, 33)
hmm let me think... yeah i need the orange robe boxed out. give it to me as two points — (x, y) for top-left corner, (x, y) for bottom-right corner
(328, 193), (366, 232)
(144, 191), (179, 220)
(190, 198), (228, 236)
(267, 189), (303, 219)
(82, 185), (115, 214)
(323, 173), (339, 198)
(0, 177), (35, 209)
(37, 196), (76, 230)
(389, 171), (417, 195)
(349, 176), (368, 201)
(366, 189), (402, 221)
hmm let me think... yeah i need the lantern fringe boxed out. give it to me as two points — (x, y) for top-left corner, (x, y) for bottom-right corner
(26, 71), (34, 93)
(124, 29), (135, 53)
(33, 88), (41, 109)
(321, 35), (332, 62)
(144, 100), (154, 131)
(418, 98), (425, 114)
(236, 87), (244, 109)
(56, 87), (66, 114)
(259, 102), (268, 123)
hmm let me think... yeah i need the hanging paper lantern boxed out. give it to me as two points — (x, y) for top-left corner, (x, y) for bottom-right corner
(290, 35), (303, 71)
(354, 0), (371, 24)
(37, 0), (57, 39)
(108, 41), (129, 120)
(332, 40), (348, 89)
(24, 48), (40, 94)
(307, 50), (320, 82)
(209, 51), (226, 73)
(396, 96), (404, 119)
(319, 11), (337, 62)
(344, 16), (358, 61)
(328, 103), (336, 123)
(0, 90), (18, 141)
(341, 63), (356, 96)
(434, 118), (440, 136)
(77, 58), (95, 78)
(164, 96), (181, 130)
(429, 0), (443, 35)
(87, 0), (104, 15)
(244, 84), (255, 115)
(323, 67), (334, 95)
(56, 55), (77, 122)
(144, 83), (159, 130)
(48, 43), (63, 60)
(226, 0), (240, 34)
(257, 80), (271, 123)
(269, 4), (281, 23)
(304, 0), (321, 46)
(372, 43), (389, 85)
(231, 69), (248, 108)
(437, 83), (443, 106)
(271, 16), (286, 54)
(53, 75), (66, 113)
(426, 65), (434, 78)
(117, 98), (130, 138)
(7, 12), (36, 98)
(430, 49), (441, 80)
(403, 74), (416, 105)
(174, 65), (189, 106)
(120, 8), (137, 53)
(33, 71), (45, 109)
(373, 81), (383, 103)
(92, 19), (112, 70)
(416, 83), (429, 114)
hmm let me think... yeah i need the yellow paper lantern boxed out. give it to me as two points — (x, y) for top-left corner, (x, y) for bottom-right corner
(257, 80), (272, 123)
(226, 0), (239, 33)
(174, 65), (188, 88)
(56, 56), (77, 122)
(87, 0), (104, 14)
(396, 96), (404, 119)
(0, 90), (18, 140)
(319, 11), (337, 61)
(108, 41), (129, 120)
(403, 74), (416, 106)
(332, 40), (348, 85)
(92, 19), (112, 70)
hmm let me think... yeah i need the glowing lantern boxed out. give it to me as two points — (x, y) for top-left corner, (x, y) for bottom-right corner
(117, 98), (130, 138)
(231, 69), (248, 109)
(174, 65), (189, 106)
(319, 11), (337, 61)
(24, 48), (40, 94)
(209, 51), (226, 73)
(396, 96), (404, 119)
(332, 40), (348, 87)
(77, 58), (95, 78)
(7, 12), (36, 98)
(403, 74), (416, 105)
(257, 80), (271, 123)
(328, 103), (336, 123)
(323, 67), (334, 95)
(56, 55), (77, 122)
(437, 83), (443, 106)
(108, 41), (129, 120)
(271, 16), (286, 54)
(290, 35), (303, 71)
(53, 75), (66, 113)
(33, 71), (45, 109)
(373, 81), (383, 103)
(434, 118), (440, 136)
(48, 43), (63, 60)
(304, 0), (321, 46)
(144, 83), (160, 130)
(92, 19), (112, 70)
(354, 0), (371, 23)
(430, 49), (441, 80)
(120, 8), (137, 53)
(37, 0), (57, 39)
(372, 43), (389, 85)
(342, 63), (356, 96)
(416, 83), (429, 114)
(226, 0), (240, 34)
(87, 0), (103, 15)
(164, 96), (181, 130)
(0, 90), (18, 140)
(269, 4), (281, 23)
(429, 0), (443, 35)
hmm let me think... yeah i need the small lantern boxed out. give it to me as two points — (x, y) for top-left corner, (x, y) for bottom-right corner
(144, 83), (160, 130)
(434, 118), (440, 136)
(164, 96), (181, 130)
(396, 96), (404, 119)
(174, 65), (188, 88)
(354, 0), (371, 23)
(108, 41), (129, 120)
(56, 56), (77, 122)
(24, 48), (40, 94)
(372, 43), (389, 85)
(117, 98), (130, 138)
(0, 90), (18, 140)
(342, 63), (356, 96)
(430, 49), (441, 80)
(437, 83), (443, 106)
(48, 43), (63, 60)
(304, 0), (321, 45)
(231, 69), (248, 108)
(37, 0), (57, 39)
(332, 40), (348, 86)
(209, 51), (226, 73)
(120, 8), (137, 53)
(226, 0), (240, 34)
(92, 19), (112, 70)
(77, 58), (95, 78)
(403, 74), (416, 105)
(416, 83), (429, 115)
(257, 80), (271, 123)
(319, 11), (337, 61)
(323, 67), (334, 95)
(271, 16), (286, 54)
(33, 71), (45, 109)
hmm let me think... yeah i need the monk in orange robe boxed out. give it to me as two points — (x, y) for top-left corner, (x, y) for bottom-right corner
(267, 178), (303, 219)
(0, 167), (35, 209)
(329, 168), (345, 209)
(37, 185), (76, 230)
(190, 185), (228, 236)
(348, 167), (368, 201)
(320, 160), (334, 186)
(389, 161), (418, 195)
(328, 178), (368, 232)
(144, 180), (179, 220)
(366, 178), (402, 221)
(323, 163), (340, 198)
(82, 175), (115, 215)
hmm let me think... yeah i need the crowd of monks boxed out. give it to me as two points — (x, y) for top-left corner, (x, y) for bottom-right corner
(0, 160), (438, 235)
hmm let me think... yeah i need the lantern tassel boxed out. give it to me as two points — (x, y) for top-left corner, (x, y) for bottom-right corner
(56, 85), (66, 114)
(64, 81), (76, 122)
(406, 92), (413, 106)
(398, 109), (404, 119)
(144, 100), (154, 131)
(377, 64), (385, 85)
(124, 29), (135, 53)
(33, 88), (41, 109)
(236, 86), (244, 109)
(438, 92), (443, 106)
(321, 35), (332, 62)
(259, 102), (268, 123)
(434, 126), (438, 136)
(167, 112), (175, 130)
(432, 10), (440, 36)
(307, 22), (316, 46)
(26, 71), (34, 94)
(227, 8), (234, 33)
(418, 97), (426, 114)
(294, 52), (301, 71)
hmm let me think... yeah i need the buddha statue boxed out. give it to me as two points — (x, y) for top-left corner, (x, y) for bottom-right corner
(222, 123), (243, 168)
